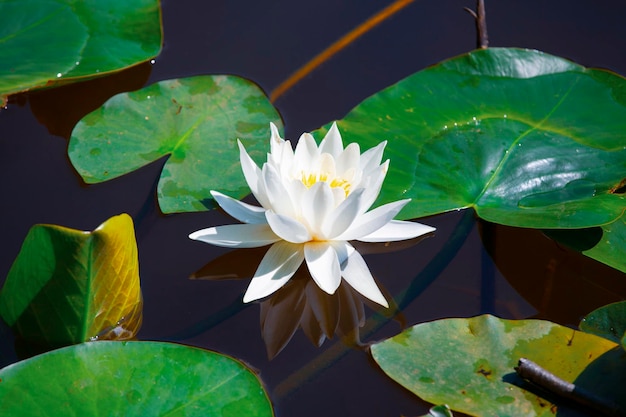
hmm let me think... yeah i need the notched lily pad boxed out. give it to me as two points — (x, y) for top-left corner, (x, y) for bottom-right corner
(69, 75), (282, 213)
(330, 48), (626, 229)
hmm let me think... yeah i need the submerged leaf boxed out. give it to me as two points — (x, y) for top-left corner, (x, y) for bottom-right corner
(329, 48), (626, 229)
(420, 405), (454, 417)
(580, 301), (626, 345)
(371, 315), (624, 417)
(0, 341), (273, 416)
(0, 214), (142, 353)
(0, 0), (162, 103)
(69, 75), (282, 213)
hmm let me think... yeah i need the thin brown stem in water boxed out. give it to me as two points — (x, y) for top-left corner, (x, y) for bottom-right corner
(269, 0), (415, 102)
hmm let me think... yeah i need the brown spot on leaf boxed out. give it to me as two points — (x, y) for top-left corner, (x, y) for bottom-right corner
(609, 178), (626, 194)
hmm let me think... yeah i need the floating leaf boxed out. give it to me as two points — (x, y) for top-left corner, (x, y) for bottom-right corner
(0, 341), (273, 417)
(583, 214), (626, 273)
(371, 315), (624, 417)
(580, 301), (626, 346)
(69, 75), (282, 213)
(328, 48), (626, 229)
(0, 0), (162, 104)
(0, 214), (142, 353)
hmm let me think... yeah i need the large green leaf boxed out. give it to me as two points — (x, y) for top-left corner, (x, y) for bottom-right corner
(0, 341), (274, 417)
(329, 48), (626, 229)
(69, 75), (282, 213)
(371, 315), (624, 417)
(0, 0), (162, 104)
(0, 214), (142, 353)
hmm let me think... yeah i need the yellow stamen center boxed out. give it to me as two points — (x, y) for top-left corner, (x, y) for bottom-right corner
(300, 171), (351, 196)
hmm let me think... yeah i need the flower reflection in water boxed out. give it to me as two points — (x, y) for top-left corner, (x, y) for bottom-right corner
(192, 237), (432, 358)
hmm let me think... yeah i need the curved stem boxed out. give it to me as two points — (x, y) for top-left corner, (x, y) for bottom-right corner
(269, 0), (415, 102)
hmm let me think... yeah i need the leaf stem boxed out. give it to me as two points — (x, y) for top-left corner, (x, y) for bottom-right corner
(515, 358), (625, 417)
(464, 0), (489, 49)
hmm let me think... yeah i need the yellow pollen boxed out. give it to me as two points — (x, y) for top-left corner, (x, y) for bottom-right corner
(300, 172), (351, 196)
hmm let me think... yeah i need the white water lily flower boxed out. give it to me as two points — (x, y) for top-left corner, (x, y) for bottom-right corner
(189, 123), (435, 307)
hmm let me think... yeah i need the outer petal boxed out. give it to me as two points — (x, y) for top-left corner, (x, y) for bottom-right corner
(269, 122), (285, 161)
(243, 241), (305, 302)
(262, 163), (297, 217)
(358, 220), (436, 242)
(336, 198), (411, 241)
(319, 122), (343, 156)
(189, 223), (279, 248)
(238, 140), (271, 208)
(211, 190), (267, 224)
(339, 242), (389, 308)
(304, 241), (341, 295)
(266, 211), (312, 243)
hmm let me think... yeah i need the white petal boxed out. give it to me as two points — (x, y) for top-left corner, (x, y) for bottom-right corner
(336, 142), (360, 174)
(355, 161), (389, 213)
(262, 164), (296, 217)
(238, 140), (271, 208)
(304, 241), (341, 295)
(269, 122), (285, 160)
(210, 190), (267, 224)
(189, 223), (279, 248)
(358, 220), (436, 242)
(319, 122), (343, 156)
(243, 241), (304, 302)
(324, 188), (366, 238)
(294, 133), (319, 172)
(301, 182), (334, 238)
(359, 140), (387, 172)
(318, 153), (337, 178)
(336, 198), (411, 241)
(266, 211), (312, 243)
(340, 243), (389, 308)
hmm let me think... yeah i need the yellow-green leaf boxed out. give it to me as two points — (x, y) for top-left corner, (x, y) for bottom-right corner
(0, 214), (141, 353)
(371, 315), (624, 416)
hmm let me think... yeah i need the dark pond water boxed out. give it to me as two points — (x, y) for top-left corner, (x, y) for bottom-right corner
(2, 1), (626, 416)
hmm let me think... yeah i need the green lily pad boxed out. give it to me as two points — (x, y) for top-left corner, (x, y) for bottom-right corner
(0, 214), (142, 353)
(580, 301), (626, 345)
(583, 214), (626, 273)
(68, 75), (282, 213)
(0, 0), (162, 104)
(0, 341), (274, 417)
(328, 48), (626, 229)
(371, 314), (623, 417)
